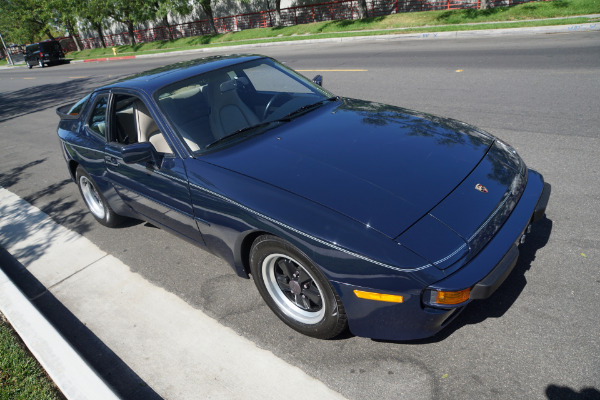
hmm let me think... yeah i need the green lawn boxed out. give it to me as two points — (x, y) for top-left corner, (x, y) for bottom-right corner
(65, 0), (599, 59)
(0, 313), (64, 400)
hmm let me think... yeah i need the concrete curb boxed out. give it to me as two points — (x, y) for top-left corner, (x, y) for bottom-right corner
(83, 55), (136, 62)
(0, 266), (121, 400)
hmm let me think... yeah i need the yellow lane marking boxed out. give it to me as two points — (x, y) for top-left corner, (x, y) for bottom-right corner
(24, 77), (36, 79)
(69, 76), (89, 79)
(296, 69), (368, 72)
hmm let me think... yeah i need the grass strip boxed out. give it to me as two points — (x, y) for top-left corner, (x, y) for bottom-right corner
(62, 0), (599, 60)
(0, 312), (64, 400)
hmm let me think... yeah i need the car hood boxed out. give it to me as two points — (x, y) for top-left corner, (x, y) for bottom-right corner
(201, 98), (494, 238)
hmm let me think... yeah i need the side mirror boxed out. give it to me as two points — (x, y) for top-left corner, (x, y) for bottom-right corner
(121, 142), (159, 165)
(312, 75), (323, 87)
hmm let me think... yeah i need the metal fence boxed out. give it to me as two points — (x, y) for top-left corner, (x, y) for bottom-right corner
(68, 0), (540, 51)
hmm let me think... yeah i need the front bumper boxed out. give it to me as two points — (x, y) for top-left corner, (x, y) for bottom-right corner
(331, 170), (549, 341)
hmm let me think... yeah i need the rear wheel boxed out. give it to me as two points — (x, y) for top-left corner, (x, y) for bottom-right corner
(38, 58), (44, 68)
(75, 166), (123, 227)
(250, 235), (347, 339)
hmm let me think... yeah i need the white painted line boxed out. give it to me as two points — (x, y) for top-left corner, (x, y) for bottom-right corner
(0, 186), (347, 400)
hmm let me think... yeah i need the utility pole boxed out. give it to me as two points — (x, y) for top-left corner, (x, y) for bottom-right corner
(0, 31), (14, 66)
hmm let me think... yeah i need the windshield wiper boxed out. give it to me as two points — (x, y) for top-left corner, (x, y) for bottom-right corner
(205, 121), (280, 149)
(278, 96), (339, 121)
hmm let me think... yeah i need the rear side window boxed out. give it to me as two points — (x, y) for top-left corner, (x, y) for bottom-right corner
(68, 93), (91, 116)
(88, 96), (109, 139)
(26, 44), (39, 53)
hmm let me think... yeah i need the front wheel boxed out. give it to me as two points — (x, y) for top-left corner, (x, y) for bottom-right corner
(26, 61), (32, 69)
(250, 235), (347, 339)
(75, 166), (123, 227)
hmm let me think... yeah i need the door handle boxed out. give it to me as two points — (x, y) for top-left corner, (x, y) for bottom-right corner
(105, 155), (119, 167)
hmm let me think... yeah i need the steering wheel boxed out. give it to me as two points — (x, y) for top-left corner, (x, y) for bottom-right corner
(263, 93), (293, 120)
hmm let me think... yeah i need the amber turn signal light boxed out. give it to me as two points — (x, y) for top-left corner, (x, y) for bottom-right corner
(435, 288), (471, 305)
(354, 290), (403, 303)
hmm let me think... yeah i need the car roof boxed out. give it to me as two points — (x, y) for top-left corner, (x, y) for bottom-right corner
(27, 40), (59, 47)
(102, 54), (266, 95)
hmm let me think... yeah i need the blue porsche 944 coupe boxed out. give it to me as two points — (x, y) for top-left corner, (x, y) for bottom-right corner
(56, 55), (550, 341)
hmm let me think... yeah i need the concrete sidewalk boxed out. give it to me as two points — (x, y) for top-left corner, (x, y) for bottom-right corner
(0, 186), (347, 399)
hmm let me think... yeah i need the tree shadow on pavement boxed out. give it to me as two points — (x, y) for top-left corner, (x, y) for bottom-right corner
(0, 159), (47, 189)
(0, 76), (114, 124)
(0, 248), (163, 400)
(0, 159), (93, 263)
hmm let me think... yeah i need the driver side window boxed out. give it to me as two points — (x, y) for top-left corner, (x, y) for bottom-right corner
(112, 95), (172, 154)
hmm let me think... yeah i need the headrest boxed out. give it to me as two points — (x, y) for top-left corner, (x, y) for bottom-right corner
(220, 77), (250, 93)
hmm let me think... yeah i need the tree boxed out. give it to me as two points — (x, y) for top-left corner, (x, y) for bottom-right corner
(150, 0), (192, 41)
(76, 0), (112, 48)
(51, 0), (84, 51)
(262, 0), (280, 27)
(357, 0), (369, 19)
(197, 0), (217, 35)
(107, 0), (150, 45)
(274, 0), (282, 27)
(63, 17), (83, 51)
(0, 0), (60, 43)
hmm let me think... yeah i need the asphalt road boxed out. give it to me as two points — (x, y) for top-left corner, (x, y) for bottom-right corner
(1, 32), (599, 400)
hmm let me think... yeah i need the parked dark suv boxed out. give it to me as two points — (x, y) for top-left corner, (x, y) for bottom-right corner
(24, 40), (64, 69)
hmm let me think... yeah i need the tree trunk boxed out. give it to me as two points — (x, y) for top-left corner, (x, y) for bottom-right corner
(357, 0), (368, 19)
(274, 0), (282, 27)
(73, 35), (83, 52)
(94, 22), (107, 48)
(126, 20), (137, 45)
(65, 19), (82, 51)
(44, 29), (56, 41)
(162, 15), (174, 40)
(200, 0), (218, 34)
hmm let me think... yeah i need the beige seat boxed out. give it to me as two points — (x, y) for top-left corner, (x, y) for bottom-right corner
(208, 76), (259, 139)
(133, 100), (172, 154)
(157, 96), (204, 151)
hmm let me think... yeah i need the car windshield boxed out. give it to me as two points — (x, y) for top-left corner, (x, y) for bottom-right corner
(155, 58), (334, 153)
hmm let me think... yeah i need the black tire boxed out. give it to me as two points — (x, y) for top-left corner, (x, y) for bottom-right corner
(38, 58), (44, 68)
(26, 61), (32, 69)
(250, 235), (347, 339)
(75, 166), (123, 227)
